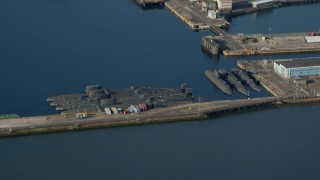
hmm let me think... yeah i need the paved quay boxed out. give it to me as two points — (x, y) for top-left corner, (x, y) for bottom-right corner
(237, 59), (320, 97)
(165, 0), (229, 30)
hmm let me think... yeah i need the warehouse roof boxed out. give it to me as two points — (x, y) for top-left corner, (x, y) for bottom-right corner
(275, 58), (320, 68)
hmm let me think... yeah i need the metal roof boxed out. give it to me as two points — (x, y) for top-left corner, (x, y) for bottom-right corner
(275, 58), (320, 69)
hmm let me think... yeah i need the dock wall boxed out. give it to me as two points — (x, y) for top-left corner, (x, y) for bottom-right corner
(165, 2), (197, 30)
(165, 2), (210, 31)
(223, 47), (320, 56)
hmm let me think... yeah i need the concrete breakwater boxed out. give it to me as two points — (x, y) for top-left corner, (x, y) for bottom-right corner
(0, 96), (296, 138)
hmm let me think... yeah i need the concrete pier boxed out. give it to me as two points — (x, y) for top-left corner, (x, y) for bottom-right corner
(208, 32), (320, 56)
(165, 0), (229, 31)
(201, 36), (220, 55)
(0, 96), (304, 138)
(162, 0), (320, 56)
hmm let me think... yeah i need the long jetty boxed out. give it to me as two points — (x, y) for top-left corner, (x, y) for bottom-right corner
(1, 96), (318, 138)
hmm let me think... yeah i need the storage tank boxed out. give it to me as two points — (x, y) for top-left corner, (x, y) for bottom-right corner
(100, 98), (116, 107)
(94, 94), (110, 103)
(180, 84), (189, 93)
(89, 89), (105, 98)
(85, 85), (101, 94)
(185, 88), (193, 96)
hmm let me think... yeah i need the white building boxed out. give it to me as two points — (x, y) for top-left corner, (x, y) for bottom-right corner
(217, 0), (232, 11)
(273, 58), (320, 79)
(208, 10), (217, 19)
(252, 0), (274, 9)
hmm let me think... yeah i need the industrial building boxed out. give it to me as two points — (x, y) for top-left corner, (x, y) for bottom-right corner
(273, 58), (320, 79)
(202, 0), (217, 11)
(217, 0), (232, 11)
(251, 0), (274, 9)
(208, 10), (217, 19)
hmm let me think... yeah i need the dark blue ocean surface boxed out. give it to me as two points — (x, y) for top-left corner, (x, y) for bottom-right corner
(0, 104), (320, 180)
(0, 0), (320, 179)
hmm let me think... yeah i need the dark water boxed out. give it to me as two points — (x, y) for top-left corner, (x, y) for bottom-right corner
(0, 0), (320, 179)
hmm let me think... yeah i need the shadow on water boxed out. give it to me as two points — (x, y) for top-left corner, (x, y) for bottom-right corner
(226, 8), (274, 23)
(129, 0), (165, 11)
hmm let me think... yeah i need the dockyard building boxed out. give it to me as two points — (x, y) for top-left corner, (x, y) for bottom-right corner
(273, 58), (320, 79)
(217, 0), (232, 11)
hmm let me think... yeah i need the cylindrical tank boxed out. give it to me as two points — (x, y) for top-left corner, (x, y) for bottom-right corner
(180, 84), (188, 93)
(100, 98), (116, 107)
(185, 88), (193, 96)
(94, 94), (110, 103)
(85, 85), (101, 94)
(89, 89), (105, 98)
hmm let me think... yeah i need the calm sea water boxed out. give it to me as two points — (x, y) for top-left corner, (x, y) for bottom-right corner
(0, 0), (320, 179)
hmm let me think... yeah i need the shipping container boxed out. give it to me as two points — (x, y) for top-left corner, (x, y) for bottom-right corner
(111, 107), (118, 114)
(131, 106), (138, 113)
(138, 103), (147, 111)
(117, 108), (124, 114)
(128, 107), (135, 113)
(104, 108), (112, 115)
(133, 105), (141, 112)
